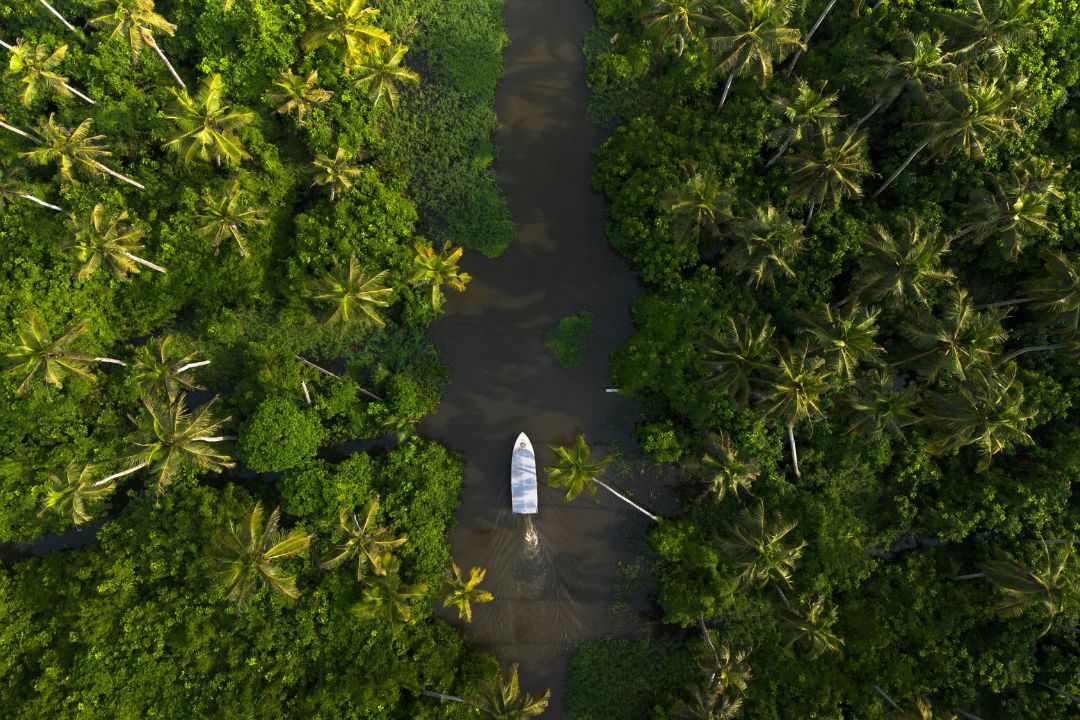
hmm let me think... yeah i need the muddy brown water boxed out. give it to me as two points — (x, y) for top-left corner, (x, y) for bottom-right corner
(419, 0), (666, 714)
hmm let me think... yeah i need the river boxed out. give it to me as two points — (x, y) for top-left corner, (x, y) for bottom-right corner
(420, 0), (660, 714)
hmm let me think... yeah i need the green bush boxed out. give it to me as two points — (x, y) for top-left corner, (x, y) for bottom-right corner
(545, 310), (594, 367)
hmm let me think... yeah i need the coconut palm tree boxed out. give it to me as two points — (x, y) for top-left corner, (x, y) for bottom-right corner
(350, 44), (420, 110)
(265, 68), (332, 127)
(442, 563), (494, 622)
(697, 641), (752, 696)
(4, 40), (94, 106)
(780, 593), (844, 658)
(164, 73), (254, 166)
(803, 302), (883, 382)
(722, 204), (805, 288)
(786, 128), (871, 216)
(302, 0), (391, 61)
(131, 393), (234, 492)
(63, 204), (165, 281)
(311, 147), (364, 201)
(839, 368), (920, 441)
(410, 241), (472, 309)
(351, 553), (428, 629)
(0, 166), (63, 211)
(90, 0), (186, 88)
(854, 217), (954, 308)
(706, 0), (804, 109)
(3, 310), (123, 394)
(33, 0), (81, 35)
(546, 434), (658, 520)
(671, 685), (744, 720)
(319, 498), (407, 581)
(643, 0), (711, 57)
(981, 536), (1078, 635)
(206, 502), (313, 608)
(717, 499), (806, 590)
(765, 79), (841, 167)
(22, 115), (145, 189)
(687, 430), (759, 502)
(307, 254), (393, 328)
(901, 287), (1008, 381)
(131, 335), (209, 402)
(934, 0), (1035, 73)
(37, 461), (118, 526)
(854, 31), (958, 130)
(665, 163), (733, 243)
(700, 314), (775, 404)
(1021, 250), (1080, 332)
(194, 180), (267, 257)
(468, 664), (551, 719)
(758, 341), (832, 477)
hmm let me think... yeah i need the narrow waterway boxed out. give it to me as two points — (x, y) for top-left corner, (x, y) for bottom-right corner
(421, 0), (658, 714)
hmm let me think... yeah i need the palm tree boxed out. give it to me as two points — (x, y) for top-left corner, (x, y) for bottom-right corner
(706, 0), (804, 109)
(22, 116), (145, 189)
(302, 0), (391, 61)
(955, 157), (1063, 260)
(854, 31), (957, 130)
(131, 335), (209, 402)
(803, 302), (882, 382)
(319, 498), (407, 580)
(131, 393), (234, 492)
(840, 368), (920, 442)
(934, 0), (1036, 73)
(194, 180), (267, 257)
(63, 204), (165, 281)
(786, 128), (872, 216)
(37, 462), (118, 526)
(671, 685), (744, 720)
(643, 0), (711, 57)
(442, 563), (494, 622)
(266, 69), (332, 127)
(780, 593), (844, 658)
(700, 314), (775, 404)
(717, 499), (806, 591)
(697, 641), (752, 695)
(0, 165), (63, 211)
(307, 254), (393, 328)
(665, 164), (733, 243)
(854, 216), (954, 308)
(1022, 250), (1080, 332)
(206, 502), (313, 608)
(722, 204), (805, 288)
(3, 310), (123, 394)
(4, 40), (94, 106)
(164, 74), (254, 166)
(410, 241), (472, 309)
(351, 44), (420, 110)
(351, 553), (428, 629)
(468, 664), (551, 719)
(687, 430), (759, 502)
(34, 0), (81, 35)
(981, 537), (1078, 635)
(887, 697), (958, 720)
(758, 341), (832, 477)
(901, 287), (1008, 381)
(312, 147), (364, 201)
(765, 79), (841, 167)
(89, 0), (186, 88)
(546, 434), (658, 519)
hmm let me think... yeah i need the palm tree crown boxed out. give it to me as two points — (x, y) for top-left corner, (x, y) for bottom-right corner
(766, 78), (842, 167)
(164, 74), (254, 166)
(981, 536), (1078, 635)
(89, 0), (186, 88)
(442, 563), (494, 622)
(266, 68), (333, 127)
(717, 499), (806, 590)
(351, 44), (420, 110)
(63, 204), (162, 281)
(700, 314), (775, 404)
(707, 0), (804, 108)
(780, 593), (844, 657)
(351, 553), (428, 629)
(303, 0), (391, 60)
(194, 180), (268, 257)
(38, 461), (117, 526)
(854, 217), (954, 308)
(410, 241), (472, 309)
(22, 116), (144, 189)
(545, 434), (613, 501)
(307, 254), (393, 328)
(312, 147), (364, 201)
(688, 430), (759, 502)
(3, 309), (94, 394)
(467, 663), (550, 719)
(722, 204), (805, 288)
(131, 393), (234, 492)
(131, 335), (206, 402)
(5, 40), (72, 107)
(319, 498), (407, 581)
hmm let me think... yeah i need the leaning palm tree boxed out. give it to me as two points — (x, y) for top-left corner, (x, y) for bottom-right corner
(765, 78), (841, 167)
(22, 115), (145, 189)
(62, 204), (165, 281)
(131, 393), (234, 492)
(0, 165), (63, 211)
(981, 537), (1078, 635)
(934, 0), (1035, 73)
(194, 180), (267, 257)
(687, 430), (759, 502)
(351, 44), (420, 110)
(4, 40), (94, 106)
(410, 241), (472, 309)
(901, 287), (1008, 382)
(665, 163), (733, 243)
(265, 68), (332, 127)
(839, 368), (921, 442)
(319, 498), (407, 581)
(546, 434), (657, 520)
(3, 309), (123, 394)
(700, 314), (775, 404)
(786, 128), (872, 216)
(780, 593), (844, 658)
(722, 204), (805, 288)
(307, 254), (393, 328)
(468, 664), (551, 719)
(302, 0), (391, 61)
(164, 74), (254, 166)
(854, 216), (954, 308)
(206, 502), (313, 608)
(442, 563), (494, 622)
(1022, 250), (1080, 332)
(854, 31), (957, 130)
(89, 0), (186, 88)
(717, 499), (806, 591)
(706, 0), (804, 108)
(311, 147), (364, 201)
(351, 553), (428, 629)
(34, 0), (81, 35)
(37, 461), (118, 526)
(803, 302), (882, 382)
(131, 335), (209, 402)
(758, 341), (832, 477)
(643, 0), (711, 57)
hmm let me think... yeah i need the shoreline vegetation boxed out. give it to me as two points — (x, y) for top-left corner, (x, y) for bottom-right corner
(570, 0), (1080, 718)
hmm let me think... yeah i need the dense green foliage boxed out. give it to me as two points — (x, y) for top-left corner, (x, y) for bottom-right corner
(0, 0), (509, 716)
(575, 0), (1080, 717)
(545, 310), (594, 367)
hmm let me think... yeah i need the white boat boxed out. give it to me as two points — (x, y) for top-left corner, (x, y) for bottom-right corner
(511, 432), (538, 514)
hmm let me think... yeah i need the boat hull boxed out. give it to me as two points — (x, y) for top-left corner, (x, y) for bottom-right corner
(511, 432), (538, 514)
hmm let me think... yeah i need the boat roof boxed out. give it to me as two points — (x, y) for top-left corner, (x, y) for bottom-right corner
(511, 432), (538, 514)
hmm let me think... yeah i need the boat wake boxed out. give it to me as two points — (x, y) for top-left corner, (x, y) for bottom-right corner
(522, 515), (540, 556)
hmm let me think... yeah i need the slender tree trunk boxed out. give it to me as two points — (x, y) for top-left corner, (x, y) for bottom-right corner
(786, 423), (801, 478)
(1053, 623), (1080, 634)
(676, 34), (684, 58)
(955, 572), (985, 580)
(36, 0), (80, 35)
(421, 690), (466, 703)
(718, 71), (735, 109)
(950, 225), (976, 241)
(1037, 681), (1080, 704)
(873, 140), (930, 198)
(233, 233), (247, 257)
(976, 296), (1039, 309)
(330, 187), (336, 202)
(786, 0), (838, 75)
(853, 96), (887, 131)
(94, 461), (149, 487)
(873, 685), (902, 711)
(698, 616), (720, 660)
(63, 82), (95, 105)
(147, 36), (186, 89)
(121, 251), (166, 273)
(0, 119), (31, 138)
(191, 435), (236, 442)
(176, 360), (211, 373)
(295, 355), (341, 379)
(92, 357), (126, 366)
(593, 478), (659, 521)
(20, 193), (63, 211)
(765, 135), (796, 168)
(92, 161), (145, 190)
(0, 40), (9, 50)
(1001, 344), (1066, 363)
(301, 380), (312, 405)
